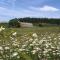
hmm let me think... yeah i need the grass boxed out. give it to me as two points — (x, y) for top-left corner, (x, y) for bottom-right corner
(0, 26), (60, 60)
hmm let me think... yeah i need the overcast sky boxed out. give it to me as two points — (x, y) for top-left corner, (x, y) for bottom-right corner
(0, 0), (60, 22)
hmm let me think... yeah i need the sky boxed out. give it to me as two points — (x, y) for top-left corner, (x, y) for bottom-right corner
(0, 0), (60, 22)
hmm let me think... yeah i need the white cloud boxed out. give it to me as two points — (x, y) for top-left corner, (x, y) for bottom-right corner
(40, 5), (59, 12)
(30, 5), (59, 12)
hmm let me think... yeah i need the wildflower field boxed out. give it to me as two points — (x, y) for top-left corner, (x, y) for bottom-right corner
(0, 26), (60, 60)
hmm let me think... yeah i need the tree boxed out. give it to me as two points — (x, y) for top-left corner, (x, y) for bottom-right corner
(9, 18), (20, 28)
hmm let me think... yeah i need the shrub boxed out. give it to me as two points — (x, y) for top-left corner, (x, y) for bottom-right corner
(9, 18), (20, 28)
(38, 23), (43, 27)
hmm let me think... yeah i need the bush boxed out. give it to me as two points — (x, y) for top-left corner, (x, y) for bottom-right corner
(9, 18), (20, 28)
(38, 23), (43, 27)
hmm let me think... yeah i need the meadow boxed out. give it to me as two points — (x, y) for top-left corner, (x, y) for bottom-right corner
(0, 26), (60, 60)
